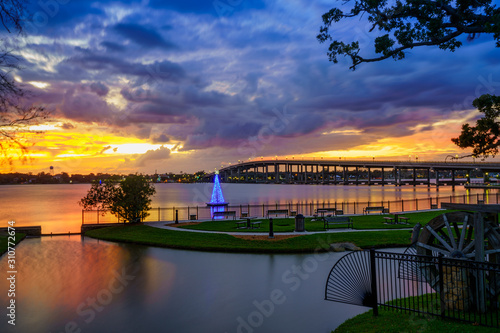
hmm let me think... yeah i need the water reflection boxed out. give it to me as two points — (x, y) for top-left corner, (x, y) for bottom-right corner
(0, 237), (369, 333)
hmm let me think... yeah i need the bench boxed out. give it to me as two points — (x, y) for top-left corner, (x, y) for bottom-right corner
(430, 204), (438, 209)
(323, 216), (353, 230)
(241, 212), (249, 218)
(235, 221), (247, 229)
(267, 209), (289, 218)
(383, 216), (395, 224)
(363, 206), (389, 215)
(316, 208), (337, 217)
(398, 216), (410, 223)
(250, 221), (262, 229)
(212, 211), (237, 220)
(189, 214), (197, 220)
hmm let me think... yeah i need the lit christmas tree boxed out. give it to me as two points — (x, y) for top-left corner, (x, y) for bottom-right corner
(207, 170), (228, 206)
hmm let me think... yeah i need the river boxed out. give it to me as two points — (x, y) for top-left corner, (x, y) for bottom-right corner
(0, 236), (379, 333)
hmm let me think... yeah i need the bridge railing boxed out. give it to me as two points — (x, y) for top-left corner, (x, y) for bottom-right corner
(82, 192), (499, 224)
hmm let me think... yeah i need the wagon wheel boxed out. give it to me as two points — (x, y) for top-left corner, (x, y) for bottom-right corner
(415, 211), (500, 309)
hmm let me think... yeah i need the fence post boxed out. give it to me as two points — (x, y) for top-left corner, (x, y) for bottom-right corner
(402, 199), (404, 212)
(158, 207), (160, 221)
(82, 210), (84, 225)
(370, 248), (379, 316)
(438, 254), (445, 318)
(416, 198), (418, 211)
(175, 210), (178, 224)
(262, 204), (265, 217)
(97, 209), (99, 224)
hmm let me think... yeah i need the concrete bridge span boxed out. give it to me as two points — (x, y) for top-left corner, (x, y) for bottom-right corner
(211, 159), (500, 187)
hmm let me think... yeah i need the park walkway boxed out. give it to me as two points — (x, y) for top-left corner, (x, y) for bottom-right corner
(144, 220), (413, 236)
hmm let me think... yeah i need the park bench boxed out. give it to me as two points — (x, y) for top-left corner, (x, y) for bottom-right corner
(267, 209), (289, 218)
(212, 211), (237, 220)
(383, 216), (395, 224)
(383, 214), (410, 224)
(250, 221), (262, 229)
(316, 208), (337, 216)
(398, 216), (410, 223)
(235, 221), (247, 229)
(323, 216), (353, 230)
(363, 206), (389, 215)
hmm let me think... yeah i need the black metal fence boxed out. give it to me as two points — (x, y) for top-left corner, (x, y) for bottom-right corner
(81, 192), (500, 224)
(325, 249), (500, 328)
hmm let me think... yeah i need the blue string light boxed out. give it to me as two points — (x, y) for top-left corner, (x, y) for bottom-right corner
(209, 173), (226, 205)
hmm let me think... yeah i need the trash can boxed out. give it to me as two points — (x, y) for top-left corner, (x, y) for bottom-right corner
(295, 214), (305, 232)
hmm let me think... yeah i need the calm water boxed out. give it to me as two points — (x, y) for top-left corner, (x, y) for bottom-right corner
(0, 183), (479, 233)
(0, 236), (375, 333)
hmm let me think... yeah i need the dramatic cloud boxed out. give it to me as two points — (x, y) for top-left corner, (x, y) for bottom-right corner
(134, 146), (171, 167)
(8, 0), (500, 173)
(113, 23), (175, 50)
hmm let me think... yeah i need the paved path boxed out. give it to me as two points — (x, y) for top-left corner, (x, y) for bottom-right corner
(144, 221), (414, 236)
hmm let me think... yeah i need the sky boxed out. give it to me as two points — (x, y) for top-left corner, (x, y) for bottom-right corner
(3, 0), (500, 174)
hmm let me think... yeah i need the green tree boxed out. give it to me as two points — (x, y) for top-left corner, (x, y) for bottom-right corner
(317, 0), (500, 70)
(79, 175), (156, 223)
(452, 94), (500, 158)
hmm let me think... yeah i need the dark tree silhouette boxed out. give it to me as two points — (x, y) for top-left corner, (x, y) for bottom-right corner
(79, 175), (157, 223)
(452, 94), (500, 158)
(0, 0), (47, 165)
(317, 0), (500, 70)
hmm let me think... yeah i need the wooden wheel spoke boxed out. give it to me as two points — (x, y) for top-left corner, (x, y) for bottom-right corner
(417, 241), (450, 256)
(425, 225), (454, 252)
(458, 215), (469, 252)
(443, 214), (457, 250)
(463, 240), (475, 254)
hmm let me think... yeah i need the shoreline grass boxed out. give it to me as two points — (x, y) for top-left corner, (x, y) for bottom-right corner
(334, 307), (499, 333)
(85, 224), (413, 253)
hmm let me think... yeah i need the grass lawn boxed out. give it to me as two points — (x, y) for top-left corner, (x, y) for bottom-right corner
(0, 232), (26, 256)
(177, 210), (453, 233)
(334, 308), (499, 333)
(85, 224), (413, 253)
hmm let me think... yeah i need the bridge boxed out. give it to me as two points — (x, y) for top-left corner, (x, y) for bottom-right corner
(210, 159), (500, 187)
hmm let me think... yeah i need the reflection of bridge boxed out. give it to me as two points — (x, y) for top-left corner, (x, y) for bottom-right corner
(209, 159), (500, 186)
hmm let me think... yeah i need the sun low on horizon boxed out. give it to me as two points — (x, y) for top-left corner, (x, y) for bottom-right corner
(2, 1), (500, 174)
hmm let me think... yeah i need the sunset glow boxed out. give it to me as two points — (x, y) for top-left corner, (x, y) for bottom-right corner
(2, 1), (499, 174)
